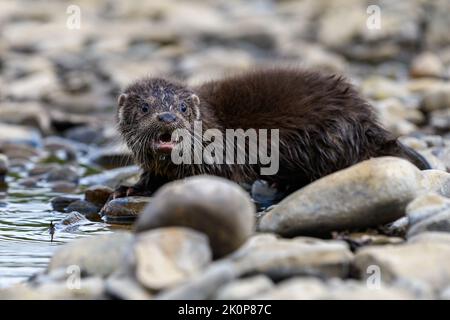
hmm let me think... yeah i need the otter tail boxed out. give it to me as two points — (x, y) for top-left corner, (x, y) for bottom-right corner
(391, 141), (431, 170)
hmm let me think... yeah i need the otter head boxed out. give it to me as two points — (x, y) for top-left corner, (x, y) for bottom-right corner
(117, 78), (201, 165)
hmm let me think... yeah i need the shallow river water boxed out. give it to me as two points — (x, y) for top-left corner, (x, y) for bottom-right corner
(0, 180), (112, 288)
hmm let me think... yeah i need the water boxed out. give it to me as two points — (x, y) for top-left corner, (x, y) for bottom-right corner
(0, 180), (112, 289)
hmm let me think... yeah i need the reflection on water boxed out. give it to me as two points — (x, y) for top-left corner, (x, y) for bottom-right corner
(0, 182), (112, 288)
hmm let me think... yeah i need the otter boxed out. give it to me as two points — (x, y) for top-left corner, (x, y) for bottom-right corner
(114, 68), (430, 198)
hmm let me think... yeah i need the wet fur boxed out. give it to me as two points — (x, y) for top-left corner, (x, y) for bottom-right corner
(117, 68), (430, 195)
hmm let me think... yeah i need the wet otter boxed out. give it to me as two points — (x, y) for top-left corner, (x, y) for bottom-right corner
(114, 68), (430, 198)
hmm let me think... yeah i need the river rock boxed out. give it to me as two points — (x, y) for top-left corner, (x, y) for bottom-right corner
(100, 196), (150, 224)
(254, 277), (415, 300)
(80, 165), (140, 188)
(135, 175), (255, 258)
(57, 212), (91, 232)
(16, 177), (38, 188)
(406, 193), (450, 237)
(0, 102), (51, 134)
(50, 181), (78, 193)
(66, 199), (101, 221)
(408, 231), (450, 245)
(64, 126), (104, 145)
(0, 123), (42, 147)
(422, 135), (445, 148)
(0, 142), (41, 161)
(155, 261), (238, 300)
(259, 157), (423, 236)
(51, 196), (79, 212)
(131, 227), (212, 291)
(373, 98), (422, 136)
(420, 84), (450, 112)
(0, 277), (105, 300)
(46, 165), (79, 183)
(361, 77), (408, 100)
(410, 52), (444, 78)
(420, 170), (450, 197)
(230, 234), (353, 280)
(398, 136), (428, 150)
(105, 275), (152, 300)
(85, 185), (113, 207)
(354, 240), (450, 294)
(251, 180), (285, 210)
(429, 146), (450, 171)
(48, 232), (133, 277)
(215, 275), (273, 300)
(89, 145), (134, 169)
(29, 163), (60, 176)
(43, 137), (78, 162)
(430, 109), (450, 131)
(406, 193), (449, 225)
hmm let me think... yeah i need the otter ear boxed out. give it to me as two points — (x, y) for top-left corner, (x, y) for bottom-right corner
(118, 93), (128, 108)
(190, 94), (200, 106)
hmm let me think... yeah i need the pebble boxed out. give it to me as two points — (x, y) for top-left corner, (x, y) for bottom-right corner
(64, 126), (106, 145)
(79, 165), (140, 188)
(0, 102), (51, 134)
(354, 238), (450, 295)
(408, 231), (450, 245)
(84, 185), (113, 207)
(48, 232), (133, 278)
(406, 193), (450, 237)
(420, 84), (450, 112)
(50, 196), (79, 212)
(100, 196), (150, 224)
(419, 170), (450, 198)
(43, 137), (78, 162)
(410, 52), (444, 78)
(430, 109), (450, 131)
(155, 261), (238, 300)
(259, 157), (423, 236)
(131, 227), (212, 291)
(105, 275), (152, 300)
(0, 123), (42, 148)
(89, 145), (134, 169)
(214, 275), (273, 300)
(135, 175), (255, 258)
(0, 277), (105, 300)
(230, 234), (353, 280)
(66, 199), (101, 221)
(0, 143), (41, 160)
(251, 180), (285, 210)
(254, 277), (415, 300)
(57, 212), (91, 232)
(50, 181), (78, 193)
(29, 163), (59, 176)
(46, 165), (79, 183)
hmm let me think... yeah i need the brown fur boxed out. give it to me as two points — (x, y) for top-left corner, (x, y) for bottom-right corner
(115, 67), (430, 197)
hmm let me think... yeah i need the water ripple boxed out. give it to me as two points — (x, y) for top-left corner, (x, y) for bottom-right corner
(0, 184), (113, 288)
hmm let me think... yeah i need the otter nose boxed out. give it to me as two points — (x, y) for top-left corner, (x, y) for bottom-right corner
(158, 112), (177, 123)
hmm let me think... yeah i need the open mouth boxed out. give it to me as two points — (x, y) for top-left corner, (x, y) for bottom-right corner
(154, 132), (176, 154)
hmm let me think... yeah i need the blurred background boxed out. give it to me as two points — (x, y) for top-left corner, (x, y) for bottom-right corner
(0, 0), (450, 288)
(0, 0), (450, 145)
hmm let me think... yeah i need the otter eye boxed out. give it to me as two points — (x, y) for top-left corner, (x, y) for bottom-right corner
(179, 102), (187, 113)
(141, 103), (150, 113)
